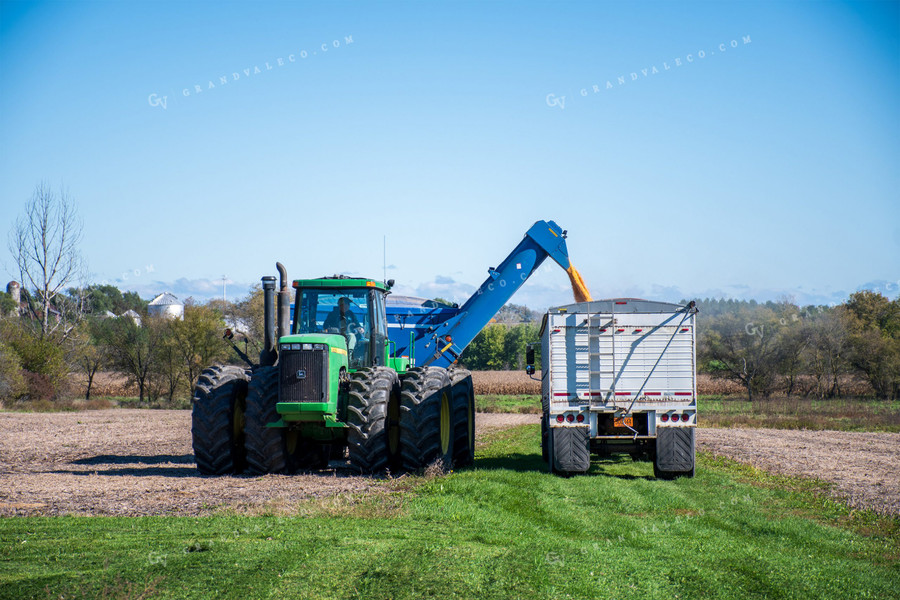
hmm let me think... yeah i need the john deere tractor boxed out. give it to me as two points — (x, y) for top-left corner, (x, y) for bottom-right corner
(191, 264), (475, 475)
(191, 220), (575, 476)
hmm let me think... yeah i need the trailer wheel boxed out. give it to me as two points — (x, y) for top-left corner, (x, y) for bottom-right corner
(654, 427), (695, 479)
(541, 412), (549, 462)
(347, 367), (401, 473)
(449, 369), (475, 468)
(191, 365), (250, 475)
(399, 367), (454, 471)
(244, 366), (287, 475)
(550, 426), (590, 475)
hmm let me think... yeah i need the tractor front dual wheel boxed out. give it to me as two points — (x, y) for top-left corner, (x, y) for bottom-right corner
(244, 365), (286, 475)
(399, 367), (455, 471)
(346, 367), (402, 473)
(191, 365), (250, 475)
(449, 368), (475, 468)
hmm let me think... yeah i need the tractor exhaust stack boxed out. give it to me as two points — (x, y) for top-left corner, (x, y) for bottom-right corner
(276, 262), (290, 343)
(260, 275), (278, 367)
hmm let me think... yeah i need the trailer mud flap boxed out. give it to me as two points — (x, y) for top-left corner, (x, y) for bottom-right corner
(551, 426), (590, 473)
(655, 427), (695, 473)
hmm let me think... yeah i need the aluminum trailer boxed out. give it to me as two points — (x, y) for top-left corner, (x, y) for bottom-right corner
(531, 298), (699, 478)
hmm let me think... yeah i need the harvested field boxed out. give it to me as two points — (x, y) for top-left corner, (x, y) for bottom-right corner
(2, 410), (896, 517)
(697, 428), (900, 515)
(0, 410), (537, 517)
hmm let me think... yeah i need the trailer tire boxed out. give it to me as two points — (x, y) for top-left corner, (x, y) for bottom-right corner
(399, 367), (454, 471)
(347, 367), (401, 473)
(244, 366), (287, 475)
(654, 427), (695, 479)
(541, 412), (549, 462)
(449, 369), (475, 468)
(191, 365), (250, 475)
(550, 426), (590, 475)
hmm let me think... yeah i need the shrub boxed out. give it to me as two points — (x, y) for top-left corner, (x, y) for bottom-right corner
(0, 341), (26, 402)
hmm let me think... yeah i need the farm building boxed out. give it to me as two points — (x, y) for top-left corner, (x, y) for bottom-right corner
(148, 292), (184, 320)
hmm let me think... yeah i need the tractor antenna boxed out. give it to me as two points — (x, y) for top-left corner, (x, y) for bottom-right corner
(383, 235), (386, 283)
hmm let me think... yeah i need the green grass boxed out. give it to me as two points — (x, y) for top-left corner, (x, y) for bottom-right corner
(475, 394), (541, 413)
(1, 425), (898, 600)
(699, 396), (900, 432)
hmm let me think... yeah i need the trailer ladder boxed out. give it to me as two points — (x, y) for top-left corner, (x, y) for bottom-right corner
(587, 305), (617, 406)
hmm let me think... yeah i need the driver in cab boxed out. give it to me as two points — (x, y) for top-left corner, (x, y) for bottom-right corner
(323, 297), (364, 351)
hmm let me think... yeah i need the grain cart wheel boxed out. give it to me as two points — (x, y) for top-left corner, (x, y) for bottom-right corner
(191, 365), (250, 475)
(550, 426), (590, 476)
(449, 368), (475, 468)
(654, 427), (695, 479)
(399, 367), (454, 471)
(347, 367), (401, 473)
(244, 366), (287, 475)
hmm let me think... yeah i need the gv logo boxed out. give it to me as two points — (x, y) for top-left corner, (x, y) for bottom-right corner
(546, 94), (566, 109)
(296, 370), (307, 380)
(148, 93), (168, 109)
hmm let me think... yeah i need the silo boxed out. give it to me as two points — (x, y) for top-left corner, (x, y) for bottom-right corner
(148, 292), (184, 320)
(6, 281), (20, 316)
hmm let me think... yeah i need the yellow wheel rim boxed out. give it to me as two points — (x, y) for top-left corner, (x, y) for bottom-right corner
(440, 391), (451, 455)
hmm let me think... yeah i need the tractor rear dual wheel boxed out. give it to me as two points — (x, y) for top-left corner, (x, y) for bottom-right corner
(191, 365), (250, 475)
(399, 367), (454, 471)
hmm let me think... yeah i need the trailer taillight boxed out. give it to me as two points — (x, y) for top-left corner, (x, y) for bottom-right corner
(556, 415), (565, 423)
(660, 414), (669, 422)
(566, 414), (575, 423)
(681, 414), (690, 422)
(576, 414), (585, 423)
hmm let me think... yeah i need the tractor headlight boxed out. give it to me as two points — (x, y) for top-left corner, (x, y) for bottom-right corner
(313, 344), (326, 350)
(302, 343), (313, 350)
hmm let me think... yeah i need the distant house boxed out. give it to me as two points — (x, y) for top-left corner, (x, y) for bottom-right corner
(148, 292), (184, 320)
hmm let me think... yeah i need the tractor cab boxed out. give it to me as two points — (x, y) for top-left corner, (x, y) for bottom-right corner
(291, 277), (390, 369)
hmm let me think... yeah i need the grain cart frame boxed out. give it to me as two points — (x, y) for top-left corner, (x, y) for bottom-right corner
(528, 299), (699, 478)
(191, 220), (576, 475)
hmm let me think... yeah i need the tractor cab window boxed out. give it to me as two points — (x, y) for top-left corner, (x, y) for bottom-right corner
(296, 289), (371, 368)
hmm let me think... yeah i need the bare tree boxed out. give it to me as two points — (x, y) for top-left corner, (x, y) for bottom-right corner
(9, 183), (84, 339)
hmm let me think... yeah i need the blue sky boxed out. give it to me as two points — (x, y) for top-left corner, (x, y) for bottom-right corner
(1, 0), (898, 309)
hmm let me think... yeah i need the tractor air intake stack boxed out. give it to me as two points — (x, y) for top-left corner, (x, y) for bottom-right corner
(276, 262), (290, 342)
(260, 275), (278, 367)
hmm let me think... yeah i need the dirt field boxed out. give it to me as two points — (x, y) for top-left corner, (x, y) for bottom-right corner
(1, 410), (897, 516)
(697, 428), (900, 515)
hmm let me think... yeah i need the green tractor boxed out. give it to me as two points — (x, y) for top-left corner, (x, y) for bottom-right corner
(191, 265), (475, 475)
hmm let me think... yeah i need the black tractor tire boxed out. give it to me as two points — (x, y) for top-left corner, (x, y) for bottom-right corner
(449, 368), (475, 468)
(399, 367), (454, 471)
(346, 367), (401, 473)
(654, 427), (696, 479)
(191, 365), (250, 475)
(244, 365), (287, 475)
(550, 426), (590, 476)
